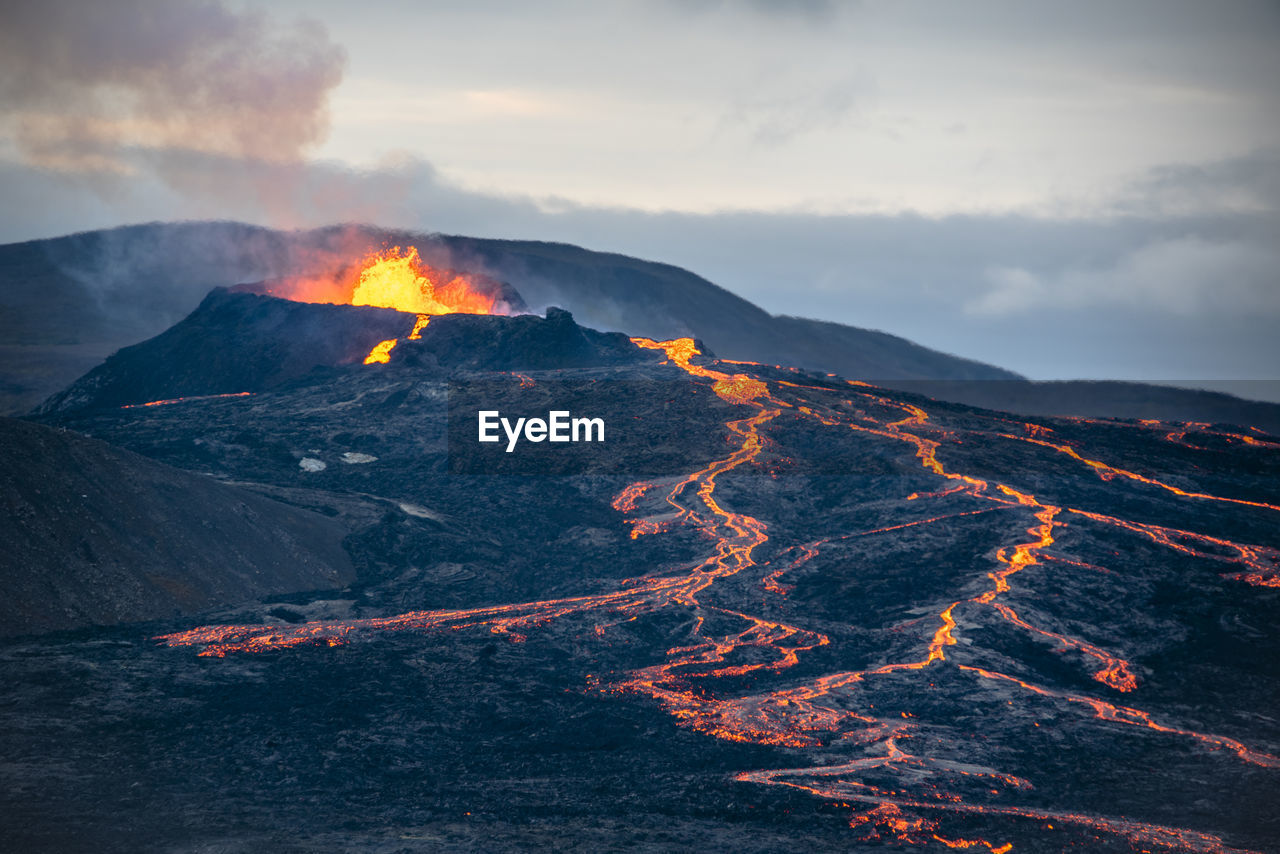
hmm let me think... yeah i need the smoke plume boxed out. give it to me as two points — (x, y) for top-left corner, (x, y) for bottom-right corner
(0, 0), (345, 183)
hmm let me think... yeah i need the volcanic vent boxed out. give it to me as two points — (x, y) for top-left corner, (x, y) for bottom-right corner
(235, 245), (525, 317)
(232, 245), (529, 365)
(35, 247), (655, 414)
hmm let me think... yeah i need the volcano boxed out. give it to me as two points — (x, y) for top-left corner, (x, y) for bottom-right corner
(8, 222), (1280, 432)
(2, 277), (1277, 853)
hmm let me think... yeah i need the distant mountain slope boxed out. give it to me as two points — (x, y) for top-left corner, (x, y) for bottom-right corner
(4, 222), (1277, 430)
(417, 233), (1022, 383)
(0, 222), (1016, 414)
(769, 314), (1016, 381)
(0, 222), (296, 413)
(0, 417), (356, 636)
(898, 379), (1280, 434)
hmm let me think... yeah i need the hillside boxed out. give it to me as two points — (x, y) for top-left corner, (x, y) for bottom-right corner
(0, 416), (356, 636)
(10, 298), (1278, 851)
(1, 222), (1017, 414)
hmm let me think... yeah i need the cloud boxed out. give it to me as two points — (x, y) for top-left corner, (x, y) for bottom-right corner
(718, 74), (871, 146)
(962, 150), (1280, 320)
(968, 237), (1280, 317)
(667, 0), (841, 23)
(1114, 148), (1280, 217)
(0, 0), (345, 173)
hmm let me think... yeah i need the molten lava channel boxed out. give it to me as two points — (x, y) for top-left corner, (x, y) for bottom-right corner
(157, 336), (1280, 852)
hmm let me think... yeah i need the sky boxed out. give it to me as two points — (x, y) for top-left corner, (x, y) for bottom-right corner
(1, 0), (1278, 390)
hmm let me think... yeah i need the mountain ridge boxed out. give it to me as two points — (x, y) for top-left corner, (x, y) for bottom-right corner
(6, 220), (1279, 433)
(3, 221), (1013, 413)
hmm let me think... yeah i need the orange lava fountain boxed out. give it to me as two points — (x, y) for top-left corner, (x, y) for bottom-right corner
(349, 246), (496, 364)
(263, 246), (498, 365)
(278, 246), (497, 316)
(348, 246), (495, 316)
(156, 337), (1279, 852)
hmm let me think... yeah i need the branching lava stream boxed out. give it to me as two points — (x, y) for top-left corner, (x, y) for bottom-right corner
(157, 338), (1279, 852)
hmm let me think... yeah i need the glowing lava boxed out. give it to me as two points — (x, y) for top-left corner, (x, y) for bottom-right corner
(342, 247), (495, 365)
(260, 245), (498, 365)
(362, 338), (398, 365)
(274, 245), (499, 316)
(364, 312), (431, 365)
(157, 337), (1279, 852)
(349, 246), (495, 316)
(121, 392), (253, 409)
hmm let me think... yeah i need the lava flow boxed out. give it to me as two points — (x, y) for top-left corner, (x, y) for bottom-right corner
(156, 337), (1279, 851)
(121, 392), (252, 409)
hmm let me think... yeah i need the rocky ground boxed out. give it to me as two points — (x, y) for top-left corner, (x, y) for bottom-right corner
(3, 299), (1278, 852)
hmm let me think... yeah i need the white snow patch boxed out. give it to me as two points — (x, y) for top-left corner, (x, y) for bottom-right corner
(299, 458), (327, 472)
